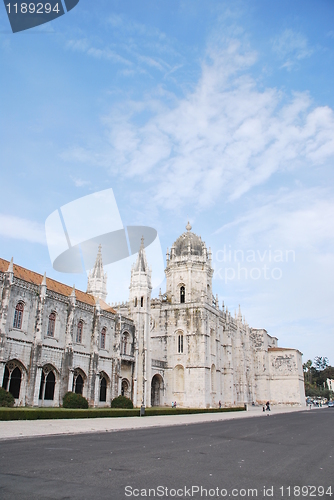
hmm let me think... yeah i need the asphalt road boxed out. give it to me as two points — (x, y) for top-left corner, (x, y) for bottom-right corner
(0, 410), (333, 500)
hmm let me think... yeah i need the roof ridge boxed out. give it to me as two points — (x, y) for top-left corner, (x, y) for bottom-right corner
(0, 257), (99, 307)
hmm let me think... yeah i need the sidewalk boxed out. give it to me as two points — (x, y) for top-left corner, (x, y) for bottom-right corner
(0, 405), (313, 441)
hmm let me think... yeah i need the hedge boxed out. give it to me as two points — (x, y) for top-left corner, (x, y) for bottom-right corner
(144, 407), (245, 416)
(0, 406), (245, 421)
(0, 408), (139, 421)
(0, 388), (15, 407)
(63, 392), (89, 409)
(111, 395), (134, 409)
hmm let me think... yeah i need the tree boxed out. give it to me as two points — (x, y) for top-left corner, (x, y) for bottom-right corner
(314, 356), (329, 372)
(303, 359), (313, 384)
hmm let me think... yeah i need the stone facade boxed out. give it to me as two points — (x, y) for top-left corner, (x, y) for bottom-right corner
(0, 225), (305, 408)
(0, 258), (134, 407)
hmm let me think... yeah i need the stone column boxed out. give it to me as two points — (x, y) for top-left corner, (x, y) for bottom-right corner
(94, 374), (100, 407)
(33, 366), (43, 406)
(54, 372), (61, 407)
(0, 362), (6, 387)
(68, 369), (74, 392)
(118, 374), (122, 396)
(19, 371), (27, 407)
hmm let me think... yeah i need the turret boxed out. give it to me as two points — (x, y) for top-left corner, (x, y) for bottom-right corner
(86, 245), (108, 301)
(165, 222), (214, 304)
(129, 237), (152, 408)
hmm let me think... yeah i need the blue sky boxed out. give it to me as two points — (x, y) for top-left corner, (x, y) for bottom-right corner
(1, 0), (334, 365)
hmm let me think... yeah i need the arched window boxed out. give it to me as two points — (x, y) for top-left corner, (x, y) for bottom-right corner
(39, 367), (56, 401)
(100, 375), (107, 402)
(180, 286), (185, 304)
(75, 374), (83, 395)
(9, 366), (22, 399)
(121, 332), (129, 355)
(39, 371), (45, 400)
(2, 366), (10, 391)
(177, 333), (184, 354)
(72, 369), (85, 395)
(100, 328), (106, 349)
(47, 312), (56, 337)
(141, 296), (144, 307)
(44, 371), (55, 400)
(13, 302), (24, 329)
(76, 321), (83, 343)
(3, 362), (23, 399)
(121, 379), (130, 398)
(134, 297), (137, 307)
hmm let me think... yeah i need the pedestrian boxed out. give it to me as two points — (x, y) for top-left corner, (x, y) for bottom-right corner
(174, 401), (177, 408)
(263, 406), (265, 412)
(219, 400), (221, 409)
(172, 401), (174, 408)
(266, 401), (271, 411)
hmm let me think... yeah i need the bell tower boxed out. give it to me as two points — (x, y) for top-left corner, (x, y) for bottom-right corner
(165, 223), (213, 305)
(129, 237), (152, 407)
(86, 245), (108, 301)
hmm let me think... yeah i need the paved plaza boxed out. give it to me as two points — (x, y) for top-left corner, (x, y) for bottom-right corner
(1, 406), (333, 500)
(1, 405), (307, 440)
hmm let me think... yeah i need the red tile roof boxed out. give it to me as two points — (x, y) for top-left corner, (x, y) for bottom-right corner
(0, 258), (116, 313)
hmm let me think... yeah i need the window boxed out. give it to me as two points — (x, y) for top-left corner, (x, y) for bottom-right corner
(47, 312), (56, 337)
(2, 362), (22, 399)
(72, 369), (85, 395)
(134, 297), (137, 307)
(13, 302), (24, 329)
(39, 368), (56, 401)
(121, 379), (130, 398)
(121, 332), (129, 355)
(76, 321), (83, 343)
(2, 366), (10, 391)
(178, 334), (184, 354)
(75, 374), (83, 395)
(140, 296), (144, 307)
(180, 286), (185, 304)
(100, 375), (107, 402)
(100, 328), (106, 349)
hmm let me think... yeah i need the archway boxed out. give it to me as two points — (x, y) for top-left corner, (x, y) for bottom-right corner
(2, 361), (24, 400)
(121, 379), (130, 398)
(72, 369), (86, 396)
(100, 375), (107, 402)
(9, 367), (21, 399)
(151, 374), (164, 407)
(39, 365), (57, 402)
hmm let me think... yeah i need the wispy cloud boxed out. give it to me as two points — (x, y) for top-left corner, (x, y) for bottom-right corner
(0, 214), (46, 244)
(66, 38), (132, 66)
(272, 29), (314, 70)
(64, 13), (183, 77)
(215, 188), (334, 251)
(62, 36), (334, 212)
(70, 176), (91, 188)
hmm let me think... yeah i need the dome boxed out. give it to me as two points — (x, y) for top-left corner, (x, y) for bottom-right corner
(173, 223), (204, 257)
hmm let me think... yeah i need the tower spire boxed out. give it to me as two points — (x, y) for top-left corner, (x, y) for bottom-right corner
(86, 245), (108, 301)
(134, 236), (148, 273)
